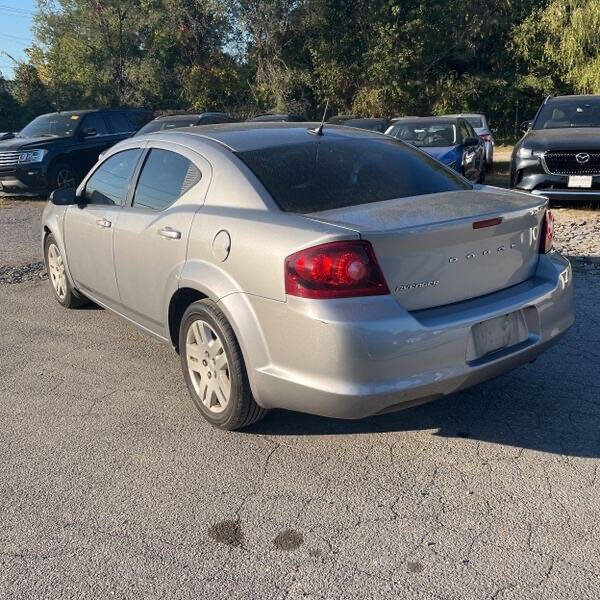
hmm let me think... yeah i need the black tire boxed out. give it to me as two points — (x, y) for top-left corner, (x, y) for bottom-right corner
(179, 299), (267, 430)
(44, 233), (87, 308)
(48, 162), (78, 193)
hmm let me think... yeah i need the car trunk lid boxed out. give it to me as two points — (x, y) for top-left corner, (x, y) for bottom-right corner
(305, 188), (547, 310)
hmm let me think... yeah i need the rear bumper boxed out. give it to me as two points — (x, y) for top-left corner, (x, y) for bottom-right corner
(222, 252), (573, 419)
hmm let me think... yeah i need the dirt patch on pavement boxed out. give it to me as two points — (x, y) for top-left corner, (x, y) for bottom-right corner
(0, 261), (47, 284)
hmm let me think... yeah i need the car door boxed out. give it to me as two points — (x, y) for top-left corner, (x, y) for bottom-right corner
(63, 148), (143, 307)
(458, 119), (477, 181)
(464, 120), (485, 178)
(112, 143), (211, 337)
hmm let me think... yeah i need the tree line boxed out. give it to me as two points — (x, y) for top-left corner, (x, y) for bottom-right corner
(1, 0), (599, 138)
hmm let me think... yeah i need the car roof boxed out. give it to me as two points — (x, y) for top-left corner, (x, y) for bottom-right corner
(344, 117), (387, 123)
(153, 112), (228, 121)
(146, 122), (388, 152)
(548, 95), (600, 102)
(444, 113), (486, 119)
(390, 116), (460, 124)
(36, 108), (148, 119)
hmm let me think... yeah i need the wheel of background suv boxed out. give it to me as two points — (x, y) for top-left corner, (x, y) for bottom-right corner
(44, 234), (86, 308)
(48, 162), (77, 192)
(179, 299), (267, 430)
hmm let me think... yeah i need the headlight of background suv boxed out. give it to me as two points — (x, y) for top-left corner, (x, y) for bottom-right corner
(517, 148), (544, 160)
(18, 149), (47, 164)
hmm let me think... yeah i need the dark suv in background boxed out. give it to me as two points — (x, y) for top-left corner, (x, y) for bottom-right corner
(0, 108), (151, 196)
(511, 95), (600, 202)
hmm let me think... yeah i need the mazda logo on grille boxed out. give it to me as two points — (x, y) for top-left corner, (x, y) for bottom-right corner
(576, 152), (590, 164)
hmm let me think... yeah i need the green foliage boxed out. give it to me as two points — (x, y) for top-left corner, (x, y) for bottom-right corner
(513, 0), (600, 94)
(2, 0), (598, 135)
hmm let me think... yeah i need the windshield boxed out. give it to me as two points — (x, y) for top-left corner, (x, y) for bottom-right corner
(135, 117), (199, 135)
(18, 113), (80, 138)
(465, 117), (483, 128)
(236, 137), (470, 213)
(534, 100), (600, 129)
(387, 122), (457, 147)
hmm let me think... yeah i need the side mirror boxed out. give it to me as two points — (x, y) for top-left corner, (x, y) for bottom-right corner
(50, 187), (79, 205)
(464, 136), (479, 146)
(81, 127), (97, 138)
(520, 120), (533, 134)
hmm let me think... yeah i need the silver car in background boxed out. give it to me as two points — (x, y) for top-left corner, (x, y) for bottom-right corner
(42, 123), (573, 430)
(446, 113), (495, 168)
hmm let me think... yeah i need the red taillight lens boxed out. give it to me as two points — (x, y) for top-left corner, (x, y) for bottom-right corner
(540, 209), (554, 254)
(285, 240), (390, 299)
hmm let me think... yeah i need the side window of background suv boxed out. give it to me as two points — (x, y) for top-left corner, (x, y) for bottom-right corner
(80, 113), (109, 136)
(132, 149), (202, 211)
(106, 112), (132, 134)
(84, 149), (142, 205)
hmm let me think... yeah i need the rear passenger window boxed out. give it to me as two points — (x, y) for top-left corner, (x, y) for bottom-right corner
(132, 149), (201, 211)
(84, 149), (141, 205)
(81, 113), (108, 136)
(106, 112), (132, 133)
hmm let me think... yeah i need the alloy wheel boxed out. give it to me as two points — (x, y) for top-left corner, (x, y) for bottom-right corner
(185, 319), (231, 414)
(47, 243), (67, 300)
(56, 168), (76, 189)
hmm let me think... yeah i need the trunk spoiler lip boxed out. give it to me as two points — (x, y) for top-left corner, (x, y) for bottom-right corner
(302, 203), (547, 236)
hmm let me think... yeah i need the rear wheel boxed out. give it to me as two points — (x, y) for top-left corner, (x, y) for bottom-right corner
(44, 233), (87, 308)
(179, 299), (267, 430)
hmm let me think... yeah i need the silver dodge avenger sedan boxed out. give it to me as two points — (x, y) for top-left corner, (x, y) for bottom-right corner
(42, 123), (574, 430)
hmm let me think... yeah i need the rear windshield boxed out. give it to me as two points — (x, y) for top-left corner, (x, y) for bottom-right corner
(236, 137), (471, 213)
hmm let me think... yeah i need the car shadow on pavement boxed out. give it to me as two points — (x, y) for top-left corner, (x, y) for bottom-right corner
(246, 331), (600, 459)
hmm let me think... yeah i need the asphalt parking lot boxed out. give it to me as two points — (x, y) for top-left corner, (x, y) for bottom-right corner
(1, 199), (599, 599)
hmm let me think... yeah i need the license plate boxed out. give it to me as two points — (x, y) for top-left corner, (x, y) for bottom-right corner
(468, 311), (528, 361)
(568, 175), (592, 188)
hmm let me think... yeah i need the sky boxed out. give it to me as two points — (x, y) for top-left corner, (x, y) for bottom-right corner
(0, 1), (37, 80)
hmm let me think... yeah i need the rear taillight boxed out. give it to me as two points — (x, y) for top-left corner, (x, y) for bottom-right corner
(285, 240), (390, 299)
(540, 209), (554, 254)
(480, 133), (492, 142)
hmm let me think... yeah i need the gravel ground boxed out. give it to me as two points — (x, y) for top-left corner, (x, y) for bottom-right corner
(0, 198), (599, 599)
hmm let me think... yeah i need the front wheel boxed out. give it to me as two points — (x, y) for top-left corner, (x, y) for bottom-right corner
(179, 299), (267, 430)
(44, 234), (87, 308)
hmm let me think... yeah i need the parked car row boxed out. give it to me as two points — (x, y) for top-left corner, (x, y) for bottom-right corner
(4, 94), (600, 202)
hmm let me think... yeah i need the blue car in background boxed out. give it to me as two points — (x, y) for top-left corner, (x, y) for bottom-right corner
(385, 116), (486, 183)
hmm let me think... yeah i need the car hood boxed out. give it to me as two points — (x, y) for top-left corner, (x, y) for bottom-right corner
(420, 146), (459, 162)
(523, 128), (600, 151)
(0, 136), (68, 151)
